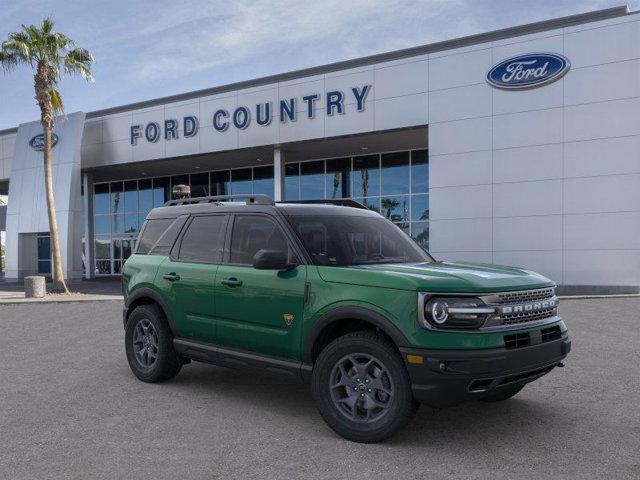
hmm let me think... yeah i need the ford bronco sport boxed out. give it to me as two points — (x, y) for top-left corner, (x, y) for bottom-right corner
(122, 194), (570, 443)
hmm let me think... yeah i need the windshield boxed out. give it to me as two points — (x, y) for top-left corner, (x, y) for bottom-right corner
(286, 214), (434, 266)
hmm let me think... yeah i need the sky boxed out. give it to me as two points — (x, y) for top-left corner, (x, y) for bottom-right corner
(0, 0), (638, 130)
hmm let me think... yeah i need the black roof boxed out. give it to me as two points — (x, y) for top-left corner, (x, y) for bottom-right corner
(147, 196), (380, 220)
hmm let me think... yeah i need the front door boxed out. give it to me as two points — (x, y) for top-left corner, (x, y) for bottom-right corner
(214, 214), (306, 360)
(158, 214), (229, 342)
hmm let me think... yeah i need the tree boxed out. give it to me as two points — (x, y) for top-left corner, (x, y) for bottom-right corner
(0, 18), (93, 293)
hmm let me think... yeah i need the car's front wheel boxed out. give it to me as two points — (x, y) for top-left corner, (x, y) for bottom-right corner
(125, 304), (182, 383)
(312, 331), (419, 443)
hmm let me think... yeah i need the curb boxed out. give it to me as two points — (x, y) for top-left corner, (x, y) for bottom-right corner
(0, 295), (123, 305)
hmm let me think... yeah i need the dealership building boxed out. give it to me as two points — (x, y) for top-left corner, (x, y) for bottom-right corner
(0, 5), (639, 293)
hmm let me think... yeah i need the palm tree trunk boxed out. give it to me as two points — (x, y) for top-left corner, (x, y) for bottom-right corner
(43, 123), (69, 293)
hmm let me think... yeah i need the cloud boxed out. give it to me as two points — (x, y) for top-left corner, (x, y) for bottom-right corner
(2, 0), (639, 130)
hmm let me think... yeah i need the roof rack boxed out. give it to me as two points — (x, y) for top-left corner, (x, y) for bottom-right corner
(278, 199), (368, 209)
(164, 194), (275, 207)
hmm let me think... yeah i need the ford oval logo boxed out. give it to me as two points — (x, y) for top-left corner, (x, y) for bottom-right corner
(487, 53), (570, 90)
(29, 133), (59, 151)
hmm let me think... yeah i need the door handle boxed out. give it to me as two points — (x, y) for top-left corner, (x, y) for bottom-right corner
(221, 277), (243, 287)
(163, 272), (181, 282)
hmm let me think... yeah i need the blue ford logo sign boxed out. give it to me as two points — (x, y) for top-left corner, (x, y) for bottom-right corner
(487, 53), (570, 90)
(29, 133), (59, 151)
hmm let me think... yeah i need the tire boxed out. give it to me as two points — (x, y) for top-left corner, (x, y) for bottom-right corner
(312, 330), (419, 443)
(125, 304), (182, 383)
(478, 385), (524, 403)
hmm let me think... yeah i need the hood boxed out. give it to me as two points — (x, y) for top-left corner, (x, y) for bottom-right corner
(316, 261), (554, 293)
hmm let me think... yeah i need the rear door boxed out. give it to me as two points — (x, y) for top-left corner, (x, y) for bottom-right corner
(158, 214), (229, 342)
(213, 213), (307, 360)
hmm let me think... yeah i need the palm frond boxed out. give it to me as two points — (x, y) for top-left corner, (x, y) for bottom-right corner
(50, 87), (64, 113)
(41, 17), (54, 35)
(64, 47), (94, 81)
(0, 50), (19, 71)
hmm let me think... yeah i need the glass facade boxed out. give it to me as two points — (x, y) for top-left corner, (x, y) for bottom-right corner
(91, 149), (428, 275)
(92, 166), (274, 275)
(284, 149), (429, 248)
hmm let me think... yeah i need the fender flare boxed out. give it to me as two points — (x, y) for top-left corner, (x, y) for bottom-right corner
(303, 306), (410, 364)
(124, 287), (175, 332)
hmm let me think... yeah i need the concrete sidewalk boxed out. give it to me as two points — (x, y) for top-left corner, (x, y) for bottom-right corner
(0, 278), (123, 304)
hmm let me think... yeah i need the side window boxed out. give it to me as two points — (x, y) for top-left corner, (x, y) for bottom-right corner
(178, 215), (227, 263)
(149, 215), (188, 255)
(136, 218), (174, 254)
(229, 215), (290, 265)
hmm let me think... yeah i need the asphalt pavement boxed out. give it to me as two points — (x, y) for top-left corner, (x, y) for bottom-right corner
(0, 298), (638, 479)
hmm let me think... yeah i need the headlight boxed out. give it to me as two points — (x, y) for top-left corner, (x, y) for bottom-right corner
(421, 296), (495, 330)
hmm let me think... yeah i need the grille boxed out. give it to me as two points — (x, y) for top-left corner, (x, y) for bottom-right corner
(497, 288), (555, 304)
(502, 307), (557, 325)
(504, 332), (531, 349)
(496, 288), (557, 326)
(498, 365), (555, 386)
(541, 325), (562, 343)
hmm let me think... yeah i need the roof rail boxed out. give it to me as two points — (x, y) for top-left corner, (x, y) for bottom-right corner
(164, 194), (275, 207)
(278, 199), (368, 209)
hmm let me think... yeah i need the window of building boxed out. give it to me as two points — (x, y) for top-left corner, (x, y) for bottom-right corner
(300, 161), (325, 200)
(231, 168), (252, 194)
(285, 163), (300, 200)
(153, 177), (170, 208)
(253, 166), (274, 197)
(178, 215), (227, 263)
(326, 158), (350, 199)
(190, 173), (209, 198)
(211, 171), (230, 196)
(381, 151), (410, 196)
(37, 232), (51, 275)
(282, 148), (429, 248)
(353, 155), (380, 198)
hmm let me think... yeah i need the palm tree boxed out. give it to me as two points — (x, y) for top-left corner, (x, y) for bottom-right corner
(0, 18), (93, 293)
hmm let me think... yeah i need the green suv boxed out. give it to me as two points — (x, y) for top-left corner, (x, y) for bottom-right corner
(122, 194), (570, 443)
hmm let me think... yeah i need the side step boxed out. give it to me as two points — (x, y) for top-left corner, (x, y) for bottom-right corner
(173, 338), (312, 381)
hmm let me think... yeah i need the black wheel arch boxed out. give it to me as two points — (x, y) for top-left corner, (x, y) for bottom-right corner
(304, 306), (410, 365)
(124, 287), (175, 332)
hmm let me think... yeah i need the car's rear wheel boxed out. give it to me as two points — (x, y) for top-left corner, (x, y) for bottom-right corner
(125, 304), (182, 383)
(478, 385), (524, 403)
(312, 331), (418, 443)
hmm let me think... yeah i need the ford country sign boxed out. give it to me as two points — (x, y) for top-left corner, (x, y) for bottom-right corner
(29, 133), (59, 151)
(487, 53), (570, 90)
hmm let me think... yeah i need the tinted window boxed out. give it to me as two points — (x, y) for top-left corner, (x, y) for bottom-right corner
(287, 215), (432, 266)
(149, 215), (188, 255)
(136, 218), (174, 254)
(178, 215), (227, 263)
(229, 216), (289, 265)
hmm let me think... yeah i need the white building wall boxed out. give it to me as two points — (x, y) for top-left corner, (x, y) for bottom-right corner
(428, 15), (640, 290)
(0, 133), (16, 180)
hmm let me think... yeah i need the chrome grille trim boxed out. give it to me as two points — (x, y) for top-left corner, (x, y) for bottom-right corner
(496, 287), (555, 305)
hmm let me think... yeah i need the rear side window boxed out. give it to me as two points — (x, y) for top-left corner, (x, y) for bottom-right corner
(178, 215), (228, 263)
(149, 215), (188, 255)
(136, 218), (174, 254)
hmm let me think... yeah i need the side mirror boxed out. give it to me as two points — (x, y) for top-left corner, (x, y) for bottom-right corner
(252, 249), (297, 271)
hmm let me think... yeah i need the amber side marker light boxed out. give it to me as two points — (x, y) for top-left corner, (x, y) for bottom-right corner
(406, 354), (424, 365)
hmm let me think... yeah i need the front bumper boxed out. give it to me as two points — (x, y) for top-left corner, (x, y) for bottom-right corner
(400, 333), (571, 407)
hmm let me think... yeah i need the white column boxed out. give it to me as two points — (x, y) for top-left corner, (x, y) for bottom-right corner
(273, 147), (285, 201)
(82, 172), (94, 279)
